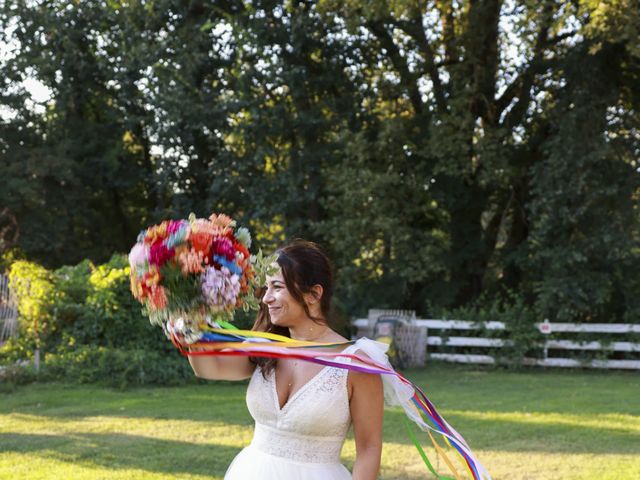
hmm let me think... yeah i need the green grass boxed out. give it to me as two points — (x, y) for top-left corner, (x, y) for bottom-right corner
(1, 363), (639, 479)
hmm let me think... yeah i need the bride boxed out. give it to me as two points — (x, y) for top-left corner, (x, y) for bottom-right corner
(187, 239), (384, 480)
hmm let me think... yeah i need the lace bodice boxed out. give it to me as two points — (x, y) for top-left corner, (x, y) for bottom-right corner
(245, 345), (358, 464)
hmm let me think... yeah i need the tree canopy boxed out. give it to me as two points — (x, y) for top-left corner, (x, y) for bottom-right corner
(1, 0), (639, 322)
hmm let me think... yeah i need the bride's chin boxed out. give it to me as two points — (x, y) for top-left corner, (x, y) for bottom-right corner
(271, 317), (293, 329)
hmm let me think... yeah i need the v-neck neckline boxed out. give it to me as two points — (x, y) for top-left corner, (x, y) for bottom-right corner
(272, 344), (356, 413)
(273, 365), (329, 413)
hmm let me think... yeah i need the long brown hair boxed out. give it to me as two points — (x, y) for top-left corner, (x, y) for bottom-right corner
(250, 239), (335, 376)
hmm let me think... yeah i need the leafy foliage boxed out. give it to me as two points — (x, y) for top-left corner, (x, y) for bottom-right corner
(1, 1), (639, 324)
(1, 255), (192, 386)
(41, 345), (197, 388)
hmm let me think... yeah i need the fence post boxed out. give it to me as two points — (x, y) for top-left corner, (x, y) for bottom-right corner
(539, 319), (551, 361)
(34, 348), (40, 372)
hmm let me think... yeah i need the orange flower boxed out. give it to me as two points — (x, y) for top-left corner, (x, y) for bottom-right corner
(148, 285), (168, 310)
(130, 276), (145, 299)
(209, 213), (233, 228)
(143, 266), (162, 287)
(144, 221), (170, 245)
(239, 275), (249, 294)
(178, 248), (205, 275)
(174, 244), (188, 257)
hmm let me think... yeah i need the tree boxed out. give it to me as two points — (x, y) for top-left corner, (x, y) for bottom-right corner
(1, 1), (156, 266)
(1, 0), (638, 322)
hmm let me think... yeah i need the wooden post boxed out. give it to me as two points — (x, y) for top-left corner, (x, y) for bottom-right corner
(34, 348), (40, 372)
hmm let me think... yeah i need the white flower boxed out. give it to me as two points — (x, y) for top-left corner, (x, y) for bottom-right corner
(235, 227), (252, 248)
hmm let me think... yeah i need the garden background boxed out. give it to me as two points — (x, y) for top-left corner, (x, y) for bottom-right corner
(1, 1), (639, 479)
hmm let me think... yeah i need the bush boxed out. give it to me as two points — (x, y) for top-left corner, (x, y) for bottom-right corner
(0, 336), (36, 364)
(49, 255), (172, 352)
(0, 362), (38, 387)
(7, 259), (55, 348)
(1, 254), (201, 386)
(42, 345), (198, 388)
(3, 254), (175, 353)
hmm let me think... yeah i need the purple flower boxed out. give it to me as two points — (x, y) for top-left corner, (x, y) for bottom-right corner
(201, 266), (241, 310)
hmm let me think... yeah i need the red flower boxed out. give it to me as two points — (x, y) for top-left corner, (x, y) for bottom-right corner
(190, 231), (212, 256)
(233, 240), (250, 260)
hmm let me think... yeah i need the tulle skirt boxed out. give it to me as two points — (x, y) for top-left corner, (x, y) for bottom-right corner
(224, 445), (352, 480)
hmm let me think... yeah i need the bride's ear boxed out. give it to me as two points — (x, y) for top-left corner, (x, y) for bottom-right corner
(305, 285), (323, 305)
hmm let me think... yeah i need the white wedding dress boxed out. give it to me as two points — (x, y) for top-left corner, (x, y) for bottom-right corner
(224, 343), (361, 479)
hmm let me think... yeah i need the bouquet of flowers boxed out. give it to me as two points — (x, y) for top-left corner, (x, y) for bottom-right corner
(129, 212), (276, 343)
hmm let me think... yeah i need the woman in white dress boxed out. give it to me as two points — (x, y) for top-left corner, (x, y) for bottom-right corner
(187, 240), (384, 480)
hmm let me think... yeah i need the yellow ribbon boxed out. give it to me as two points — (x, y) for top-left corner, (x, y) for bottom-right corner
(428, 430), (463, 480)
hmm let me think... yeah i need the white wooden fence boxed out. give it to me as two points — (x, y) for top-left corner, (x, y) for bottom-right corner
(352, 314), (640, 370)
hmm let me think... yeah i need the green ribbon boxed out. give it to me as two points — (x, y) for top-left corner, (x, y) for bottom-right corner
(403, 416), (455, 480)
(216, 320), (238, 330)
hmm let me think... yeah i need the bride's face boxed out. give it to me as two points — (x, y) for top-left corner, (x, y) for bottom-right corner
(263, 269), (307, 327)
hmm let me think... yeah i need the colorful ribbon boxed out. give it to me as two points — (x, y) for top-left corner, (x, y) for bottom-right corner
(172, 327), (491, 480)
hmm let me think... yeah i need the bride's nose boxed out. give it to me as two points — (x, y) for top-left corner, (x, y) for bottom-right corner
(263, 289), (274, 304)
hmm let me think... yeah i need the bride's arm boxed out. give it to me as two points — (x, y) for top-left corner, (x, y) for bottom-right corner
(188, 353), (254, 381)
(349, 369), (384, 480)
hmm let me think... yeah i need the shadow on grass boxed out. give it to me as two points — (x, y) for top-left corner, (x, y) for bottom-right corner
(2, 383), (638, 456)
(381, 410), (640, 454)
(0, 431), (240, 477)
(0, 382), (254, 425)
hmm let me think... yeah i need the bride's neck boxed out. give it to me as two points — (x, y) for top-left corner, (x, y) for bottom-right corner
(289, 322), (330, 342)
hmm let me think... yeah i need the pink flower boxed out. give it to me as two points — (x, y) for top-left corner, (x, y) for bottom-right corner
(128, 243), (148, 268)
(149, 242), (174, 266)
(167, 219), (187, 235)
(211, 237), (235, 261)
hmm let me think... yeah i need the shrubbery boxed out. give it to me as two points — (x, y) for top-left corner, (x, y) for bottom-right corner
(42, 345), (197, 388)
(1, 254), (199, 387)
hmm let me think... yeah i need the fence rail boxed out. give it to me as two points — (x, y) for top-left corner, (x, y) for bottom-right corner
(352, 316), (640, 370)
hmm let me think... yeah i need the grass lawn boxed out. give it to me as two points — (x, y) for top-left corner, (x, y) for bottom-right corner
(1, 363), (638, 480)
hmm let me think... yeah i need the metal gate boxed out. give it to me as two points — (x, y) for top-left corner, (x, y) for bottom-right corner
(0, 273), (18, 343)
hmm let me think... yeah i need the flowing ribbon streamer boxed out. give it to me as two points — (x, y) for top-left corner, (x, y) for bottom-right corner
(172, 327), (491, 480)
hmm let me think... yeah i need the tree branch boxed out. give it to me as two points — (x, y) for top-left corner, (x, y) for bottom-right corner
(497, 1), (556, 128)
(365, 20), (424, 115)
(392, 18), (447, 113)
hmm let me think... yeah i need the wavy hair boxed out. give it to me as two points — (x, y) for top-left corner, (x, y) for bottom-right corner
(250, 239), (335, 377)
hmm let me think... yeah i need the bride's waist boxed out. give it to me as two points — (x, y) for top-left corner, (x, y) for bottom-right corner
(250, 422), (346, 464)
